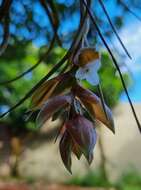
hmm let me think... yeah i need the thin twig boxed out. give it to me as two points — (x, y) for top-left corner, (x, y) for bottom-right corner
(0, 0), (12, 55)
(0, 14), (10, 56)
(0, 36), (56, 85)
(47, 0), (60, 28)
(119, 0), (141, 21)
(40, 0), (62, 46)
(0, 0), (13, 21)
(98, 0), (131, 59)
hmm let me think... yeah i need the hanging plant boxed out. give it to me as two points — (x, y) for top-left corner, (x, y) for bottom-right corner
(0, 0), (140, 173)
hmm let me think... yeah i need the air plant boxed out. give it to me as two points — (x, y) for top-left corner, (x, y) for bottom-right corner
(0, 0), (141, 173)
(28, 48), (114, 172)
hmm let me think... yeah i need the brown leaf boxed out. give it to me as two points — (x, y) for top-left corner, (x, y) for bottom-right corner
(59, 131), (72, 174)
(36, 95), (72, 127)
(30, 73), (74, 111)
(52, 74), (76, 96)
(66, 115), (97, 164)
(76, 85), (115, 133)
(30, 77), (59, 110)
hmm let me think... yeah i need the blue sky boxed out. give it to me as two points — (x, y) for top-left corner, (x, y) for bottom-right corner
(114, 17), (141, 102)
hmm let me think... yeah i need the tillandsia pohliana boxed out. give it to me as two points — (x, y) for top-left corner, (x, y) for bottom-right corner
(28, 47), (114, 173)
(0, 0), (141, 173)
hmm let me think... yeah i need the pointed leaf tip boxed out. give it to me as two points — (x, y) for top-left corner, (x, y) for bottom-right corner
(86, 152), (93, 165)
(72, 142), (82, 160)
(66, 115), (97, 164)
(76, 85), (115, 133)
(36, 94), (72, 128)
(59, 131), (72, 174)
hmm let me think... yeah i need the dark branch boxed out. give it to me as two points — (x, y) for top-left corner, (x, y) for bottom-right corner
(0, 0), (13, 22)
(119, 0), (141, 21)
(98, 0), (131, 59)
(0, 14), (10, 55)
(0, 36), (56, 85)
(39, 0), (62, 46)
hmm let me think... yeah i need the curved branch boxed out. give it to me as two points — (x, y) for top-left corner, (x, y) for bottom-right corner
(0, 0), (13, 22)
(40, 0), (62, 46)
(0, 36), (56, 85)
(0, 0), (12, 55)
(47, 0), (60, 27)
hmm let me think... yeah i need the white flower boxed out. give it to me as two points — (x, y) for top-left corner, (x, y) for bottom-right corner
(75, 59), (101, 86)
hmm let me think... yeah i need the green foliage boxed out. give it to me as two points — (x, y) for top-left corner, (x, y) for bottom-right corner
(0, 45), (66, 109)
(116, 170), (141, 190)
(67, 170), (141, 190)
(67, 170), (113, 187)
(99, 52), (127, 108)
(0, 43), (48, 128)
(0, 43), (67, 132)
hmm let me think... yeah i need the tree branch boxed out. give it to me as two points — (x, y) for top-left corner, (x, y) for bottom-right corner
(0, 36), (56, 85)
(98, 0), (131, 59)
(0, 14), (10, 56)
(39, 0), (62, 46)
(0, 0), (13, 22)
(118, 0), (141, 21)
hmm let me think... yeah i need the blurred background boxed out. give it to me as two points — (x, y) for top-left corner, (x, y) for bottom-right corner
(0, 0), (141, 189)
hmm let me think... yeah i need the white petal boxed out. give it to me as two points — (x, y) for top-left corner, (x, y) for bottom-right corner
(75, 59), (101, 84)
(75, 68), (86, 80)
(87, 60), (101, 72)
(94, 60), (101, 70)
(86, 72), (100, 86)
